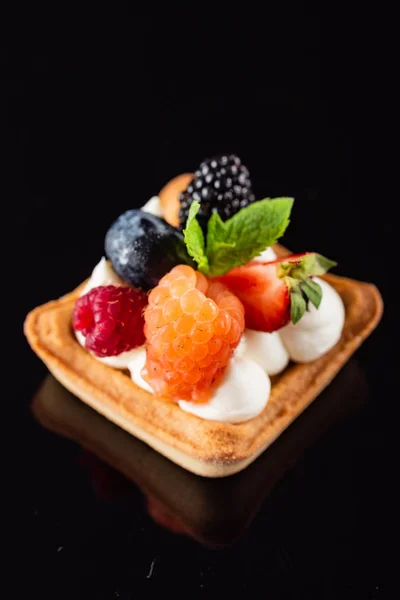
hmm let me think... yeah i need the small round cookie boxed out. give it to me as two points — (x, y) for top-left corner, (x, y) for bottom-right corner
(159, 173), (193, 228)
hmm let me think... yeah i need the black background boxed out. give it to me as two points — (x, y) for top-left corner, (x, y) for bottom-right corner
(2, 8), (396, 599)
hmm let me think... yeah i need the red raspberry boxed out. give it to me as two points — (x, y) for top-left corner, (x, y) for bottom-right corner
(142, 265), (245, 402)
(73, 285), (147, 357)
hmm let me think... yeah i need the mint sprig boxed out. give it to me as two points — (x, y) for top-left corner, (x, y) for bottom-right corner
(183, 202), (209, 274)
(183, 197), (294, 277)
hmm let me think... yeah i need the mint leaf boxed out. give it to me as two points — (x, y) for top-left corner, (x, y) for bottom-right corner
(206, 197), (294, 277)
(300, 278), (322, 309)
(183, 201), (209, 274)
(207, 210), (227, 243)
(290, 289), (307, 324)
(206, 211), (236, 276)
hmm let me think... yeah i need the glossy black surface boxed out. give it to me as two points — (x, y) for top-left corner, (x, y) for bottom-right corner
(4, 16), (394, 599)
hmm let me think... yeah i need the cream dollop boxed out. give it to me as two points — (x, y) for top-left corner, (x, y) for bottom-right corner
(141, 195), (164, 217)
(236, 329), (289, 375)
(279, 277), (345, 362)
(178, 356), (270, 423)
(75, 328), (143, 367)
(125, 346), (154, 393)
(82, 256), (123, 294)
(253, 246), (277, 262)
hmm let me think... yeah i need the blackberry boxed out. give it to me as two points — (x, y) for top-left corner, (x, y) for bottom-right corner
(178, 154), (256, 231)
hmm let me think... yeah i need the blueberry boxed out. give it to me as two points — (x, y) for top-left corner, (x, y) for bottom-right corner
(105, 210), (195, 291)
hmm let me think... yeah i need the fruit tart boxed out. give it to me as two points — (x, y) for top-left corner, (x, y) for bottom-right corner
(24, 155), (383, 477)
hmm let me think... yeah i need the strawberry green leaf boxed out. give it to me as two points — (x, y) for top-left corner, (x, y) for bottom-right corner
(183, 201), (209, 274)
(206, 197), (294, 277)
(298, 253), (337, 277)
(290, 289), (307, 324)
(300, 278), (322, 309)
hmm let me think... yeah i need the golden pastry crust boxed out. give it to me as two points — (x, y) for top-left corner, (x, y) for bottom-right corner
(23, 243), (383, 477)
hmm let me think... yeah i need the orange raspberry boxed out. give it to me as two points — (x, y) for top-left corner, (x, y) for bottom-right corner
(142, 265), (245, 402)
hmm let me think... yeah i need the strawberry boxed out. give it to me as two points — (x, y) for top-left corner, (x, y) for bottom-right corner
(216, 252), (337, 332)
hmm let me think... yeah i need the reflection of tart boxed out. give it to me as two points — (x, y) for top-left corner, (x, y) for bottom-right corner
(32, 360), (367, 547)
(24, 155), (383, 477)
